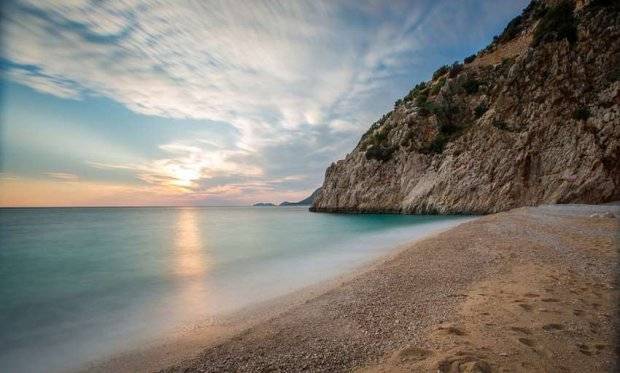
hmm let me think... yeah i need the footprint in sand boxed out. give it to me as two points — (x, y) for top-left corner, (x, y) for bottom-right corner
(437, 353), (491, 373)
(396, 346), (432, 363)
(542, 323), (564, 331)
(589, 321), (600, 334)
(511, 326), (531, 334)
(573, 309), (584, 316)
(518, 338), (535, 347)
(577, 344), (592, 356)
(438, 326), (467, 336)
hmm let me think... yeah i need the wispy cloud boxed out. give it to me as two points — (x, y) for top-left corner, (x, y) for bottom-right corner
(1, 0), (529, 204)
(89, 139), (262, 193)
(44, 172), (80, 181)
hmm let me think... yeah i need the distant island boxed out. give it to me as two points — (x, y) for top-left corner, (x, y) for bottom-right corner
(279, 188), (321, 206)
(253, 187), (322, 207)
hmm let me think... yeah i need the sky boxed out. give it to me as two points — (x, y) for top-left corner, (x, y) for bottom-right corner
(0, 0), (528, 207)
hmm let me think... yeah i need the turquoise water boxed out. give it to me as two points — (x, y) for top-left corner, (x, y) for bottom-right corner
(0, 207), (470, 372)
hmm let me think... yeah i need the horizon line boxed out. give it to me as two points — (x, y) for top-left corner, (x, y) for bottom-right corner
(0, 204), (311, 209)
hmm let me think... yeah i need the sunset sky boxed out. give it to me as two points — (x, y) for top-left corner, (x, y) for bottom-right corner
(0, 0), (528, 207)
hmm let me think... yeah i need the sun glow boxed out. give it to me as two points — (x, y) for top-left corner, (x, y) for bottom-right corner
(167, 165), (202, 188)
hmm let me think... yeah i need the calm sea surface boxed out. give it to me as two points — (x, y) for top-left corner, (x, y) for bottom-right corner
(0, 207), (471, 372)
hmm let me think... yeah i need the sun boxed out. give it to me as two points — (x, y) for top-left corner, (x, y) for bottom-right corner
(168, 165), (201, 188)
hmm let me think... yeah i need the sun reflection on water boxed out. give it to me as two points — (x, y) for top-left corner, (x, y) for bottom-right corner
(172, 208), (212, 318)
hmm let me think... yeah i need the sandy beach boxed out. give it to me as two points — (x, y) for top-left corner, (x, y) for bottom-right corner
(94, 203), (618, 372)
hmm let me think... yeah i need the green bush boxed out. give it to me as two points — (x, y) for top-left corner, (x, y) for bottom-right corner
(532, 1), (577, 47)
(432, 65), (450, 80)
(418, 101), (435, 117)
(359, 124), (379, 147)
(425, 99), (463, 154)
(523, 0), (546, 17)
(415, 93), (427, 107)
(572, 106), (591, 121)
(492, 119), (517, 132)
(474, 104), (488, 118)
(432, 101), (459, 123)
(372, 130), (388, 143)
(462, 79), (480, 94)
(587, 0), (617, 9)
(359, 114), (391, 149)
(404, 82), (428, 103)
(464, 54), (476, 64)
(428, 134), (449, 154)
(365, 145), (397, 162)
(438, 121), (459, 136)
(448, 62), (463, 78)
(501, 57), (514, 66)
(609, 65), (620, 82)
(498, 15), (524, 43)
(430, 77), (446, 95)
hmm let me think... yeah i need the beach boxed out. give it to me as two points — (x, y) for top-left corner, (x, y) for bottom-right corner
(93, 203), (619, 372)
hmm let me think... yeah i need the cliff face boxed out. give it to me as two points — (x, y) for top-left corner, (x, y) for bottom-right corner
(312, 0), (619, 214)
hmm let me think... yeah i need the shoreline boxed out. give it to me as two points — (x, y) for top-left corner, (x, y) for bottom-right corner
(92, 204), (618, 372)
(84, 218), (473, 373)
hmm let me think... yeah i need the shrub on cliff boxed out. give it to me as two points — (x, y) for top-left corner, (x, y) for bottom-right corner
(573, 106), (591, 121)
(415, 93), (427, 105)
(464, 54), (476, 64)
(524, 0), (547, 19)
(474, 104), (488, 118)
(432, 65), (450, 80)
(431, 77), (446, 95)
(587, 0), (618, 9)
(448, 62), (463, 78)
(463, 79), (480, 94)
(532, 1), (577, 47)
(432, 98), (460, 125)
(359, 113), (390, 147)
(492, 119), (520, 132)
(404, 82), (428, 103)
(498, 15), (524, 43)
(365, 145), (396, 162)
(609, 66), (620, 82)
(418, 101), (435, 117)
(428, 134), (448, 154)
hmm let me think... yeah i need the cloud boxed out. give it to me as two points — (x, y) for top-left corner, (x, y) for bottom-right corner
(2, 1), (432, 134)
(44, 172), (80, 181)
(1, 0), (530, 204)
(89, 139), (262, 192)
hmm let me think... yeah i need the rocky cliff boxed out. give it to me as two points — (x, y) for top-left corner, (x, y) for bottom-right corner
(312, 0), (619, 214)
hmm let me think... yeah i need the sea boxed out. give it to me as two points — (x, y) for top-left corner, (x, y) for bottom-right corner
(0, 206), (471, 372)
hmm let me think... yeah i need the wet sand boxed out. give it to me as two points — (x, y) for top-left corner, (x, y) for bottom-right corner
(94, 204), (619, 372)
